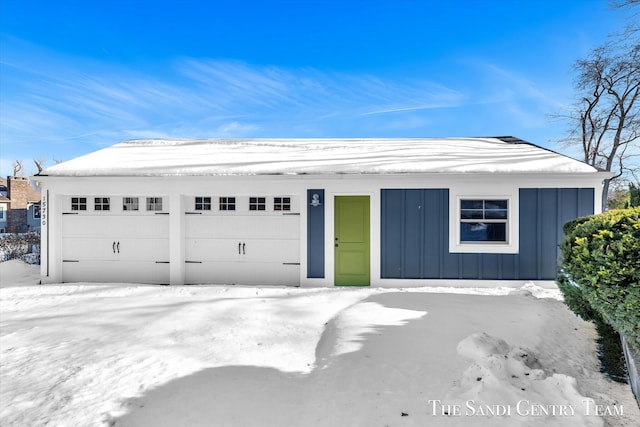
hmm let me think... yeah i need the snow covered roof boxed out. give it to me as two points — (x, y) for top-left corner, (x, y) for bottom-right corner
(40, 137), (599, 177)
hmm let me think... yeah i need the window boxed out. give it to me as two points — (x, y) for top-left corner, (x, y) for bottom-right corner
(146, 197), (163, 211)
(195, 196), (211, 211)
(123, 197), (139, 211)
(274, 197), (291, 211)
(460, 199), (508, 243)
(219, 197), (236, 211)
(94, 197), (110, 211)
(71, 197), (87, 211)
(0, 206), (5, 219)
(33, 205), (41, 219)
(249, 197), (266, 211)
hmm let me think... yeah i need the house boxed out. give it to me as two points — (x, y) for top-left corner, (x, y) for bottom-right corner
(0, 176), (42, 233)
(34, 137), (611, 287)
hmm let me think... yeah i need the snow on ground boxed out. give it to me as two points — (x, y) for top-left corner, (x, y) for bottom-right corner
(1, 260), (638, 426)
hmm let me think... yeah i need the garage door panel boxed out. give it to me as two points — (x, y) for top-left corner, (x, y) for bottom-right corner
(185, 238), (299, 262)
(62, 215), (169, 238)
(185, 215), (299, 239)
(241, 239), (299, 262)
(185, 262), (299, 286)
(62, 260), (169, 284)
(61, 214), (170, 284)
(62, 238), (169, 261)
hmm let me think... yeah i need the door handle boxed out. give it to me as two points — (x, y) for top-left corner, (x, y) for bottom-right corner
(242, 243), (246, 255)
(117, 241), (120, 253)
(113, 241), (116, 253)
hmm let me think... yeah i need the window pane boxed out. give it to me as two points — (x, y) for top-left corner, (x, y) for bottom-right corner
(123, 197), (139, 211)
(485, 209), (508, 219)
(460, 222), (507, 242)
(249, 196), (265, 211)
(485, 200), (508, 210)
(461, 200), (483, 209)
(146, 197), (162, 211)
(461, 209), (483, 219)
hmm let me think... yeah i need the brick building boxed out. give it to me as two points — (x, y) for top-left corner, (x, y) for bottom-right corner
(0, 176), (42, 233)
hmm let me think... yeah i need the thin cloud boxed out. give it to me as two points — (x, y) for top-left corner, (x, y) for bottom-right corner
(1, 39), (565, 176)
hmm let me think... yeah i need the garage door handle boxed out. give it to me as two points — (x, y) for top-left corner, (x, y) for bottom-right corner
(238, 242), (241, 254)
(242, 243), (245, 255)
(113, 241), (116, 253)
(117, 241), (120, 253)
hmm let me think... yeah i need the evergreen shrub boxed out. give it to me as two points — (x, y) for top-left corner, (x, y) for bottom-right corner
(558, 207), (640, 353)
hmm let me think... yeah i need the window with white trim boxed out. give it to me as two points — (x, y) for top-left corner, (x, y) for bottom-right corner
(195, 196), (211, 211)
(274, 197), (291, 211)
(0, 205), (5, 219)
(123, 197), (139, 211)
(459, 199), (508, 243)
(94, 197), (110, 211)
(219, 197), (235, 211)
(146, 197), (163, 211)
(249, 197), (266, 211)
(71, 197), (87, 211)
(33, 204), (41, 219)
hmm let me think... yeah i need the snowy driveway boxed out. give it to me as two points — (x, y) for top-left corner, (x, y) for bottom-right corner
(1, 262), (638, 426)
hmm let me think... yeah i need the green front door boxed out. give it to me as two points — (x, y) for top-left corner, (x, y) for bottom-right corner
(334, 196), (370, 286)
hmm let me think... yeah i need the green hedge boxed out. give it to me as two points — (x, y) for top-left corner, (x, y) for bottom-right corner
(558, 207), (640, 353)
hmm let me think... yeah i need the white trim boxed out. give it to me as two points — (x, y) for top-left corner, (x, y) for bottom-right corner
(449, 186), (520, 254)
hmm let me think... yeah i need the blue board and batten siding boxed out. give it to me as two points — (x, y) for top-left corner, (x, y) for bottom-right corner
(307, 189), (325, 278)
(380, 188), (594, 281)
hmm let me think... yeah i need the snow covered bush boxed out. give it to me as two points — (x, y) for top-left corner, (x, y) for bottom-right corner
(0, 232), (40, 264)
(559, 207), (640, 353)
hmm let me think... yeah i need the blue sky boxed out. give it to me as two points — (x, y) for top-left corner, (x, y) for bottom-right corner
(0, 0), (631, 177)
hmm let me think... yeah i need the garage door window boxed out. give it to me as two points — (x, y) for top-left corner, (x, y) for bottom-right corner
(146, 197), (163, 211)
(274, 197), (291, 211)
(219, 197), (236, 211)
(195, 197), (211, 211)
(94, 197), (110, 211)
(123, 197), (139, 211)
(249, 197), (266, 211)
(71, 197), (87, 211)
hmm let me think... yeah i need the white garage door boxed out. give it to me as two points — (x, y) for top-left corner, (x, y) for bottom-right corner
(184, 196), (300, 285)
(60, 197), (170, 284)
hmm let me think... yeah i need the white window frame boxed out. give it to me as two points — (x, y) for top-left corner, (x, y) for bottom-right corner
(449, 191), (519, 254)
(94, 197), (111, 212)
(123, 197), (139, 211)
(219, 196), (236, 211)
(71, 197), (87, 211)
(274, 196), (291, 211)
(249, 196), (266, 211)
(146, 197), (163, 212)
(33, 204), (41, 219)
(0, 205), (5, 219)
(195, 196), (212, 211)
